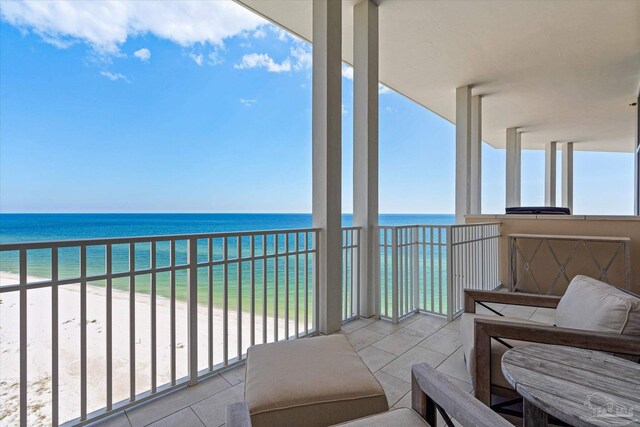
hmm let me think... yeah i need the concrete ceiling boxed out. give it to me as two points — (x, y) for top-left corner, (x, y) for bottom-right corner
(237, 0), (640, 152)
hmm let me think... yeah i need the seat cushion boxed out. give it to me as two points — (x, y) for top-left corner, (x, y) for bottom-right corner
(460, 313), (547, 390)
(332, 408), (429, 427)
(555, 275), (640, 336)
(245, 335), (388, 427)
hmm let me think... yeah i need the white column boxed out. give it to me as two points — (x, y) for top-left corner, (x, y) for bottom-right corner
(561, 142), (574, 213)
(353, 0), (378, 318)
(455, 85), (471, 223)
(470, 95), (482, 214)
(505, 128), (522, 208)
(545, 142), (557, 207)
(312, 0), (342, 334)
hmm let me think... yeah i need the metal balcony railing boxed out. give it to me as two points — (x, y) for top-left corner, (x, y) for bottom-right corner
(341, 226), (361, 323)
(0, 228), (328, 426)
(378, 223), (501, 322)
(0, 222), (500, 426)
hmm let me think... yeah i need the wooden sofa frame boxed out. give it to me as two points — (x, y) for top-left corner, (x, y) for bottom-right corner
(227, 363), (511, 427)
(464, 289), (640, 407)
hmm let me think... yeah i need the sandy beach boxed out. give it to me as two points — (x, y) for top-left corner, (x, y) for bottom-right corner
(0, 272), (297, 426)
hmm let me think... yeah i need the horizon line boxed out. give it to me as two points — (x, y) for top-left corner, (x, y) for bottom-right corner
(0, 211), (456, 215)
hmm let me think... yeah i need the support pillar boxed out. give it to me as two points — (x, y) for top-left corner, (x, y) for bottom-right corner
(470, 95), (482, 214)
(353, 0), (378, 318)
(312, 0), (342, 334)
(506, 128), (521, 208)
(545, 142), (557, 207)
(561, 142), (574, 213)
(455, 86), (471, 223)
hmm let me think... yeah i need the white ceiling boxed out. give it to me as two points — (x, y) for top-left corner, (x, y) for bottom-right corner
(237, 0), (640, 152)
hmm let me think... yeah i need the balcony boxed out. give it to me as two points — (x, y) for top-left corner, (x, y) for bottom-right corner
(1, 0), (639, 426)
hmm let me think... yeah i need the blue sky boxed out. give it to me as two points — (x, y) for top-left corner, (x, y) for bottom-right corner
(0, 1), (634, 215)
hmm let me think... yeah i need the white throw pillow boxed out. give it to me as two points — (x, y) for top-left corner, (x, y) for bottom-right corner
(555, 275), (640, 336)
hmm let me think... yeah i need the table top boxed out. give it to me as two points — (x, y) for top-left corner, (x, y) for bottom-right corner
(502, 345), (640, 427)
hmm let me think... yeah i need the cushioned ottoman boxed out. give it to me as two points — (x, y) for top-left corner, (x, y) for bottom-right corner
(244, 335), (388, 427)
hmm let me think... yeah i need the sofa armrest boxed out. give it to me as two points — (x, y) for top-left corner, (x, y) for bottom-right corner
(472, 319), (640, 405)
(464, 289), (561, 313)
(411, 363), (511, 427)
(226, 402), (252, 427)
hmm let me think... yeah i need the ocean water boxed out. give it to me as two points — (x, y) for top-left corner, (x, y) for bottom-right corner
(0, 213), (455, 243)
(0, 213), (454, 313)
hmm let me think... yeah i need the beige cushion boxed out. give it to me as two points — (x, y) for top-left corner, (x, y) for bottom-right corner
(332, 408), (429, 427)
(460, 313), (547, 390)
(245, 335), (388, 427)
(555, 275), (640, 336)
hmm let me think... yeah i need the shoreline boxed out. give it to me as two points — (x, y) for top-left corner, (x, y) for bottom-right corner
(0, 268), (315, 319)
(0, 271), (294, 425)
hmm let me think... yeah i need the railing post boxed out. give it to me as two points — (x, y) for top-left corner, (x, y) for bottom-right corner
(19, 248), (27, 427)
(446, 228), (455, 321)
(374, 227), (381, 319)
(187, 238), (198, 386)
(412, 227), (420, 312)
(314, 230), (320, 332)
(355, 228), (362, 318)
(391, 228), (399, 324)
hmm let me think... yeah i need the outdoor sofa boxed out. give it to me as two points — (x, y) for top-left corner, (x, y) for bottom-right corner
(461, 275), (640, 407)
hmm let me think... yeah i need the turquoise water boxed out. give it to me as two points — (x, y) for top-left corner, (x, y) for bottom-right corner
(0, 213), (454, 315)
(0, 213), (455, 243)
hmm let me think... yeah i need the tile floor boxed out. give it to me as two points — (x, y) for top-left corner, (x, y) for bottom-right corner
(91, 305), (554, 427)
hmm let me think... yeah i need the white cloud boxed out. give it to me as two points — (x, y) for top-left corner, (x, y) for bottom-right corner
(379, 84), (392, 94)
(100, 71), (128, 82)
(342, 64), (353, 80)
(342, 104), (348, 115)
(189, 53), (204, 66)
(270, 26), (290, 42)
(133, 48), (150, 61)
(252, 28), (266, 39)
(0, 1), (266, 55)
(208, 50), (224, 66)
(235, 40), (309, 74)
(240, 98), (257, 107)
(291, 44), (311, 71)
(234, 53), (291, 73)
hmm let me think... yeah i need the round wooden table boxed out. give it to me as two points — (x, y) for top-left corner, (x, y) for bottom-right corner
(501, 344), (640, 427)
